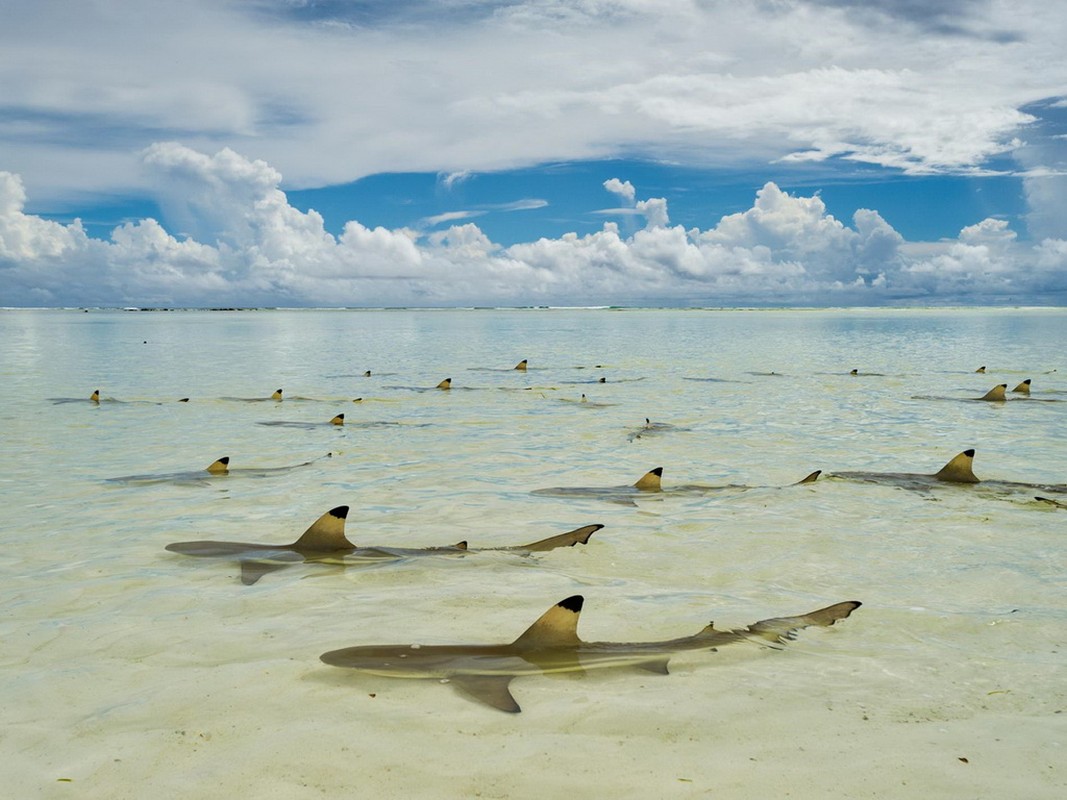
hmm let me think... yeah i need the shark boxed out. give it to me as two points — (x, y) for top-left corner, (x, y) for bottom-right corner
(165, 506), (603, 584)
(257, 414), (349, 429)
(627, 418), (691, 442)
(221, 388), (285, 402)
(319, 595), (861, 712)
(108, 454), (330, 485)
(829, 449), (1067, 496)
(532, 466), (821, 505)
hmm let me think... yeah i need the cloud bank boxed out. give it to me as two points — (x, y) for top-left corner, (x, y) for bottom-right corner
(2, 144), (1064, 307)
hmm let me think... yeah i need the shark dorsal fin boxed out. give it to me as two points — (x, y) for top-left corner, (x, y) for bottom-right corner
(453, 541), (469, 550)
(90, 390), (100, 402)
(849, 368), (858, 376)
(330, 414), (345, 425)
(979, 384), (1007, 401)
(580, 394), (588, 403)
(933, 449), (980, 483)
(795, 470), (821, 484)
(633, 467), (663, 491)
(514, 359), (528, 371)
(292, 506), (355, 551)
(178, 397), (190, 402)
(975, 366), (986, 373)
(271, 388), (283, 400)
(1012, 379), (1031, 394)
(205, 457), (230, 474)
(512, 595), (584, 648)
(437, 378), (452, 390)
(363, 370), (372, 377)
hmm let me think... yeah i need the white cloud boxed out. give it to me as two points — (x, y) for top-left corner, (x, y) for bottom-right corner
(3, 144), (1065, 307)
(603, 178), (636, 204)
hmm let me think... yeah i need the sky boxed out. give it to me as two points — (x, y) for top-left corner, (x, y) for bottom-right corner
(2, 0), (1066, 308)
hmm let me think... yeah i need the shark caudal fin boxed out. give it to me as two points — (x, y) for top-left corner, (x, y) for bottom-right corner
(330, 414), (345, 425)
(437, 378), (452, 390)
(271, 389), (283, 400)
(514, 524), (603, 552)
(633, 468), (663, 491)
(744, 601), (862, 645)
(979, 384), (1007, 401)
(1012, 379), (1031, 394)
(512, 595), (584, 649)
(932, 449), (980, 483)
(514, 359), (528, 371)
(794, 470), (821, 484)
(205, 457), (230, 474)
(90, 390), (100, 402)
(291, 506), (355, 551)
(975, 366), (986, 373)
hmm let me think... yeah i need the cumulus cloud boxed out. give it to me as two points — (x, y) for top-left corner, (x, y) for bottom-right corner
(2, 144), (1065, 307)
(603, 178), (636, 205)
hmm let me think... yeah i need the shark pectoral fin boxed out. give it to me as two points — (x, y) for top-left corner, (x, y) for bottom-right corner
(205, 457), (230, 474)
(633, 467), (663, 491)
(449, 675), (521, 713)
(512, 596), (584, 648)
(240, 555), (301, 585)
(635, 658), (671, 675)
(933, 449), (980, 483)
(979, 384), (1007, 401)
(514, 524), (604, 552)
(292, 506), (355, 551)
(744, 601), (862, 644)
(794, 470), (821, 485)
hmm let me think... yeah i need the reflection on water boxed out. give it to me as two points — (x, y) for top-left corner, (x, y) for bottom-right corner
(1, 307), (1065, 798)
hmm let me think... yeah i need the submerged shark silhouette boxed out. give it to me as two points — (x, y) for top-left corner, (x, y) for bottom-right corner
(320, 596), (861, 712)
(532, 467), (821, 505)
(165, 506), (603, 584)
(830, 449), (1067, 495)
(627, 418), (691, 442)
(107, 454), (330, 485)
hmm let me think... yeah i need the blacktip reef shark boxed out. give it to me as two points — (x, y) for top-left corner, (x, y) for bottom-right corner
(627, 418), (691, 442)
(49, 389), (171, 405)
(221, 388), (285, 402)
(257, 413), (401, 430)
(911, 382), (1058, 403)
(165, 506), (604, 585)
(828, 449), (1067, 496)
(532, 466), (821, 505)
(319, 595), (861, 713)
(108, 453), (331, 485)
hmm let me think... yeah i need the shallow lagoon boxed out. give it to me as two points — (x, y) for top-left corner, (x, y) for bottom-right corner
(1, 307), (1065, 798)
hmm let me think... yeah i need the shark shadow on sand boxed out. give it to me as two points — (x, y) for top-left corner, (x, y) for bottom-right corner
(165, 506), (603, 584)
(319, 595), (861, 712)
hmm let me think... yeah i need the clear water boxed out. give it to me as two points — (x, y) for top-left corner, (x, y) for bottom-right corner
(1, 307), (1065, 799)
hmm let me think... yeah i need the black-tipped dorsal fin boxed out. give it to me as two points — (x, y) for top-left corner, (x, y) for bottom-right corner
(794, 470), (821, 485)
(512, 596), (584, 648)
(363, 370), (372, 377)
(975, 366), (986, 373)
(453, 541), (469, 550)
(437, 378), (452, 389)
(1011, 379), (1031, 394)
(205, 457), (230, 474)
(271, 388), (283, 400)
(330, 413), (345, 425)
(633, 467), (663, 491)
(979, 384), (1007, 401)
(849, 368), (858, 375)
(90, 390), (100, 402)
(514, 359), (528, 371)
(933, 449), (980, 483)
(292, 506), (355, 551)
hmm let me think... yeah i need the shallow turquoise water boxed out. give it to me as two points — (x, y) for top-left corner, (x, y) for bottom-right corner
(1, 307), (1065, 799)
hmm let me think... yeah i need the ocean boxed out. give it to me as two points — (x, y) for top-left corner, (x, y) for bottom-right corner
(1, 306), (1064, 799)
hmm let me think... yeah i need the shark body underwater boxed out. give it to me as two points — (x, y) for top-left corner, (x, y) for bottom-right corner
(320, 595), (861, 712)
(165, 506), (603, 584)
(532, 466), (821, 505)
(107, 455), (329, 485)
(829, 449), (1067, 496)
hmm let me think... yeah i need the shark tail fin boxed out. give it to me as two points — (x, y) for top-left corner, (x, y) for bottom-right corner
(271, 389), (283, 400)
(514, 359), (528, 371)
(90, 390), (100, 402)
(514, 524), (603, 552)
(933, 449), (980, 483)
(437, 378), (452, 390)
(633, 467), (663, 491)
(979, 384), (1007, 401)
(512, 595), (584, 648)
(794, 470), (821, 485)
(744, 601), (862, 645)
(1011, 379), (1031, 394)
(330, 414), (345, 425)
(292, 506), (355, 551)
(205, 457), (230, 474)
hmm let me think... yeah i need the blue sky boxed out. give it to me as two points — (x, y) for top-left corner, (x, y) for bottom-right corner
(2, 1), (1066, 307)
